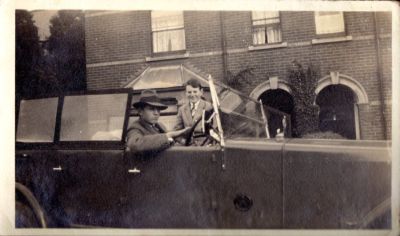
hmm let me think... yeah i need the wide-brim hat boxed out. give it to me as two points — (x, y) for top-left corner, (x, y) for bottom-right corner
(133, 89), (168, 110)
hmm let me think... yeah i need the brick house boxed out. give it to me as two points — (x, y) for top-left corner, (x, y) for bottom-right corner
(84, 11), (391, 140)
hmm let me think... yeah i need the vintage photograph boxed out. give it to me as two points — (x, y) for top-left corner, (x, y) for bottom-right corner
(10, 1), (397, 234)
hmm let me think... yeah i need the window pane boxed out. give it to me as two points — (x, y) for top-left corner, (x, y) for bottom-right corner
(252, 11), (279, 21)
(151, 11), (184, 31)
(315, 11), (345, 34)
(16, 98), (58, 143)
(153, 28), (185, 53)
(253, 27), (266, 45)
(266, 25), (282, 43)
(133, 65), (183, 89)
(253, 25), (282, 44)
(216, 85), (268, 139)
(60, 94), (128, 141)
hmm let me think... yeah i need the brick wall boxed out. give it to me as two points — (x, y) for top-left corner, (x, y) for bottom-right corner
(85, 11), (392, 140)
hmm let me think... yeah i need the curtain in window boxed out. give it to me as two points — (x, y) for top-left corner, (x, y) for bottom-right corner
(266, 26), (282, 43)
(315, 11), (345, 34)
(153, 29), (185, 52)
(252, 11), (281, 45)
(151, 11), (185, 53)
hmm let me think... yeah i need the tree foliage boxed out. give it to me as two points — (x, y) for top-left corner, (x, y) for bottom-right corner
(15, 10), (86, 102)
(15, 10), (42, 98)
(223, 67), (254, 90)
(47, 10), (86, 92)
(288, 60), (320, 137)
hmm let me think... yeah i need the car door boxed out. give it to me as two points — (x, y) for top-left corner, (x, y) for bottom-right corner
(120, 145), (221, 228)
(15, 97), (69, 227)
(52, 91), (131, 227)
(282, 139), (391, 228)
(217, 139), (284, 228)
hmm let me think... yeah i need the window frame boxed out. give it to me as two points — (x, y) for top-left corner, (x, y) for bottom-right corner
(15, 97), (60, 145)
(251, 11), (283, 46)
(314, 11), (347, 38)
(16, 89), (133, 150)
(150, 11), (186, 55)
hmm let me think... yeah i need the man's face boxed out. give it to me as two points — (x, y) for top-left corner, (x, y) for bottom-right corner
(138, 105), (160, 124)
(185, 85), (203, 103)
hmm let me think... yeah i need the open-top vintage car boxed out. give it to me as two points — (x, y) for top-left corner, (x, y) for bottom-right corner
(15, 76), (391, 229)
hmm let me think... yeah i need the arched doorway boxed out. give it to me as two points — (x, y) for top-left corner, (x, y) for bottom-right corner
(315, 72), (369, 139)
(259, 89), (295, 137)
(316, 84), (356, 139)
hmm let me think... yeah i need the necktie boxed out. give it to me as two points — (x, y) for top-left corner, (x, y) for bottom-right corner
(190, 103), (196, 118)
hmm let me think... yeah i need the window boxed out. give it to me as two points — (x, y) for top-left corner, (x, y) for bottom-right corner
(60, 94), (128, 141)
(151, 11), (185, 53)
(314, 12), (345, 35)
(16, 98), (58, 143)
(252, 11), (282, 45)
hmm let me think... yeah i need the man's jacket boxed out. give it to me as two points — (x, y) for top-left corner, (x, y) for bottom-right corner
(174, 99), (213, 133)
(126, 118), (171, 155)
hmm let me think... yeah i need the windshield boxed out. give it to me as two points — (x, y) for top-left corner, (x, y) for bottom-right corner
(215, 84), (267, 139)
(210, 78), (291, 140)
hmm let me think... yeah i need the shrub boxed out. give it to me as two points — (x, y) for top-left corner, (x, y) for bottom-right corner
(302, 131), (347, 139)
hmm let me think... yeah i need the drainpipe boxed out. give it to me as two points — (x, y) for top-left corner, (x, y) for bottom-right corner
(373, 12), (388, 140)
(219, 11), (228, 79)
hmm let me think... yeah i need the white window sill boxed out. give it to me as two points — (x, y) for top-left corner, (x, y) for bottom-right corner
(248, 42), (288, 51)
(145, 52), (190, 62)
(311, 35), (353, 45)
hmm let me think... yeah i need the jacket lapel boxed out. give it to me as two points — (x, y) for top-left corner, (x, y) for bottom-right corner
(183, 104), (193, 124)
(139, 119), (159, 134)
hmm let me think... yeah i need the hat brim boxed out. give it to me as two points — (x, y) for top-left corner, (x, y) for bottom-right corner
(133, 101), (168, 110)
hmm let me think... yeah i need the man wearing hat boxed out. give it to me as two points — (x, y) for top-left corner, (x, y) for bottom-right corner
(126, 89), (190, 155)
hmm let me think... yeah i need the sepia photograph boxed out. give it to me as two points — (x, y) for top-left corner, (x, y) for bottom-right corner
(1, 0), (399, 235)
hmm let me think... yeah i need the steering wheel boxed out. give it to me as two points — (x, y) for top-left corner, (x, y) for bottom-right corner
(184, 109), (215, 146)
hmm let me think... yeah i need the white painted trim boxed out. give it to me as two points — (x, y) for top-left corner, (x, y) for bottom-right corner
(124, 66), (150, 88)
(370, 100), (393, 106)
(311, 35), (353, 45)
(248, 42), (288, 51)
(354, 104), (360, 140)
(249, 78), (292, 100)
(288, 41), (312, 47)
(315, 73), (369, 104)
(145, 52), (190, 62)
(189, 51), (222, 58)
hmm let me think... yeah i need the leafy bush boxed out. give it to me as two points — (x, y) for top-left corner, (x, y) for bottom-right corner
(302, 131), (347, 140)
(288, 61), (320, 137)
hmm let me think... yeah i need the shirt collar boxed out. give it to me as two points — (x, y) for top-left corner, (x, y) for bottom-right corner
(191, 100), (200, 109)
(139, 117), (156, 128)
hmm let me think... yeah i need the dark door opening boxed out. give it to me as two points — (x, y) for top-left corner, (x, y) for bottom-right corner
(259, 89), (295, 138)
(316, 85), (356, 139)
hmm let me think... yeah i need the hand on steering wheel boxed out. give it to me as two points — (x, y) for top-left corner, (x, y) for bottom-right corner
(184, 109), (215, 146)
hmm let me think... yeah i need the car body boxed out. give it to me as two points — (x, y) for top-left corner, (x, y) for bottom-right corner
(15, 78), (391, 229)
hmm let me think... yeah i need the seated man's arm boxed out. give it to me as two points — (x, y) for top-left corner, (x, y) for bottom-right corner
(173, 107), (186, 145)
(126, 128), (171, 155)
